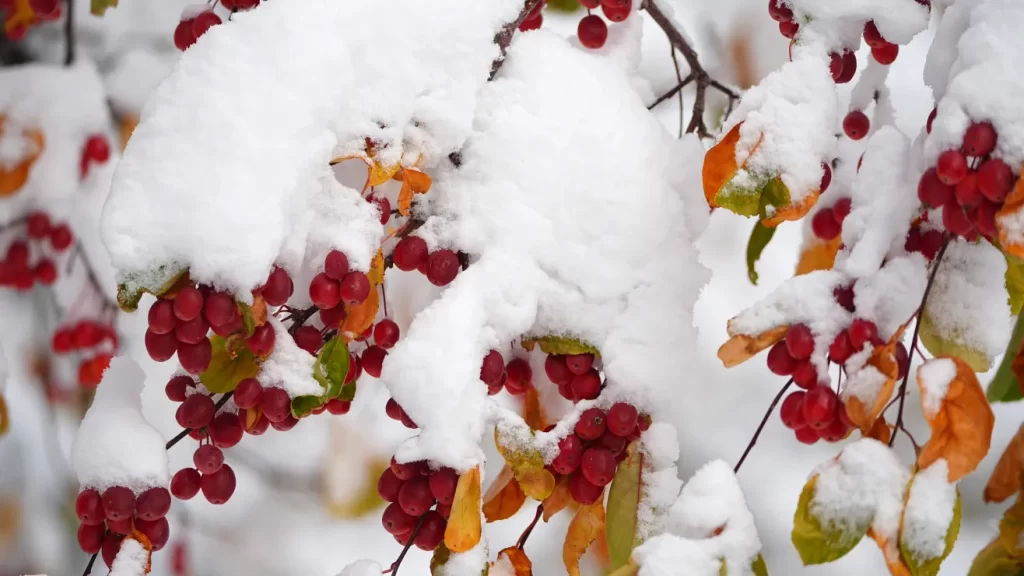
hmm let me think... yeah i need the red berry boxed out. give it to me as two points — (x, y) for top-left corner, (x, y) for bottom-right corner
(77, 522), (105, 554)
(324, 250), (350, 280)
(177, 393), (215, 428)
(201, 464), (236, 504)
(820, 162), (833, 192)
(204, 292), (238, 327)
(174, 18), (196, 50)
(811, 209), (842, 240)
(568, 470), (604, 504)
(426, 249), (460, 286)
(398, 477), (434, 516)
(978, 201), (999, 239)
(52, 328), (74, 353)
(942, 203), (976, 238)
(580, 0), (599, 7)
(178, 338), (213, 374)
(148, 299), (178, 335)
(785, 324), (814, 360)
(211, 314), (243, 338)
(871, 42), (899, 65)
(978, 159), (1014, 203)
(828, 52), (844, 83)
(378, 468), (405, 502)
(371, 195), (391, 225)
(84, 135), (110, 163)
(414, 510), (447, 551)
(577, 14), (608, 49)
(843, 110), (870, 140)
(795, 426), (820, 445)
(918, 168), (953, 208)
(570, 369), (602, 401)
(848, 319), (878, 350)
(382, 502), (415, 535)
(828, 330), (855, 364)
(325, 398), (350, 415)
(136, 517), (170, 551)
(234, 378), (263, 409)
(544, 355), (573, 385)
(393, 237), (428, 272)
(837, 51), (857, 83)
(270, 414), (299, 432)
(480, 350), (505, 385)
(243, 412), (270, 435)
(175, 315), (210, 345)
(209, 412), (243, 448)
(833, 198), (852, 224)
(171, 468), (202, 500)
(552, 435), (584, 474)
(504, 358), (531, 394)
(75, 488), (104, 525)
(963, 122), (997, 157)
(362, 345), (387, 378)
(26, 212), (50, 238)
(895, 342), (910, 380)
(165, 375), (191, 402)
(309, 273), (341, 309)
(802, 385), (838, 429)
(245, 323), (276, 356)
(192, 10), (221, 39)
(49, 224), (72, 251)
(581, 448), (616, 486)
(34, 259), (56, 285)
(339, 271), (370, 305)
(601, 0), (630, 22)
(819, 417), (849, 443)
(261, 267), (293, 306)
(136, 487), (171, 521)
(102, 532), (126, 568)
(599, 431), (627, 457)
(768, 0), (792, 22)
(927, 107), (937, 134)
(863, 21), (884, 47)
(346, 354), (362, 384)
(391, 457), (421, 481)
(575, 408), (607, 441)
(374, 319), (401, 349)
(194, 445), (224, 475)
(792, 360), (817, 390)
(936, 150), (968, 185)
(767, 341), (797, 376)
(954, 172), (982, 208)
(780, 392), (806, 429)
(779, 19), (799, 39)
(293, 325), (323, 355)
(607, 403), (638, 437)
(102, 486), (135, 521)
(565, 353), (595, 375)
(145, 329), (178, 362)
(172, 286), (203, 322)
(429, 468), (458, 505)
(261, 387), (292, 423)
(833, 285), (855, 312)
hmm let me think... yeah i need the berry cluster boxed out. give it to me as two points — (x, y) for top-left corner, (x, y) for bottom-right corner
(377, 460), (457, 551)
(52, 320), (118, 388)
(480, 352), (532, 396)
(75, 484), (172, 568)
(917, 121), (1016, 241)
(173, 0), (263, 51)
(573, 0), (634, 50)
(392, 236), (461, 287)
(80, 134), (111, 179)
(1, 0), (62, 41)
(0, 212), (73, 290)
(810, 197), (851, 242)
(555, 402), (648, 505)
(146, 283), (247, 374)
(544, 352), (603, 402)
(310, 249), (371, 319)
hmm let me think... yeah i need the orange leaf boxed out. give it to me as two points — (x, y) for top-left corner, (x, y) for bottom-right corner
(845, 319), (913, 432)
(0, 118), (44, 198)
(483, 464), (527, 522)
(243, 407), (262, 431)
(997, 172), (1024, 259)
(865, 416), (892, 445)
(0, 393), (8, 436)
(593, 525), (610, 569)
(717, 324), (789, 368)
(867, 527), (911, 576)
(563, 500), (606, 576)
(702, 123), (742, 209)
(523, 384), (547, 431)
(762, 189), (822, 228)
(542, 474), (573, 521)
(985, 424), (1024, 503)
(492, 547), (533, 575)
(796, 236), (842, 276)
(444, 466), (482, 553)
(119, 114), (139, 150)
(916, 357), (995, 482)
(340, 286), (379, 342)
(396, 168), (432, 216)
(367, 249), (385, 287)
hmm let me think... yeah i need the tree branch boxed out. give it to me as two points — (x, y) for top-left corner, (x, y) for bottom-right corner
(734, 378), (793, 473)
(489, 0), (544, 80)
(64, 0), (75, 66)
(387, 513), (428, 575)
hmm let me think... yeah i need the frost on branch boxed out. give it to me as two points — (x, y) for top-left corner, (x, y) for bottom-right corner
(71, 356), (169, 491)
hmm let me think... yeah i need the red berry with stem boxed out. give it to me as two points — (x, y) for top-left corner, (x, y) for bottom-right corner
(175, 315), (210, 345)
(145, 329), (178, 362)
(792, 360), (817, 390)
(780, 392), (806, 429)
(102, 486), (135, 521)
(34, 260), (56, 285)
(261, 387), (292, 423)
(936, 150), (968, 185)
(77, 523), (105, 554)
(173, 286), (204, 322)
(480, 350), (504, 385)
(578, 14), (608, 49)
(398, 477), (434, 517)
(136, 517), (170, 551)
(204, 292), (238, 327)
(601, 0), (630, 22)
(378, 468), (405, 502)
(795, 426), (820, 445)
(575, 408), (607, 441)
(581, 448), (616, 486)
(209, 412), (243, 448)
(177, 393), (215, 428)
(829, 330), (855, 364)
(504, 358), (531, 394)
(843, 110), (870, 140)
(552, 435), (584, 474)
(148, 300), (178, 335)
(768, 0), (792, 22)
(293, 326), (323, 355)
(607, 403), (638, 437)
(49, 224), (72, 251)
(309, 273), (341, 309)
(833, 198), (852, 223)
(201, 464), (236, 504)
(918, 168), (953, 208)
(779, 20), (799, 39)
(245, 322), (276, 356)
(171, 468), (202, 500)
(544, 354), (573, 385)
(871, 42), (899, 65)
(571, 369), (602, 401)
(362, 345), (387, 378)
(101, 532), (125, 568)
(136, 487), (172, 521)
(426, 249), (460, 286)
(178, 338), (213, 374)
(75, 488), (104, 525)
(261, 266), (293, 306)
(393, 237), (428, 272)
(955, 172), (982, 208)
(942, 203), (976, 238)
(429, 468), (458, 505)
(382, 502), (415, 535)
(812, 209), (842, 240)
(848, 319), (879, 350)
(194, 444), (224, 475)
(165, 375), (189, 401)
(565, 353), (594, 375)
(414, 511), (446, 551)
(374, 319), (400, 349)
(766, 341), (796, 376)
(863, 21), (884, 47)
(569, 470), (604, 505)
(978, 159), (1014, 203)
(324, 250), (350, 280)
(963, 122), (997, 157)
(339, 272), (370, 305)
(26, 212), (50, 238)
(802, 385), (838, 429)
(174, 18), (196, 51)
(785, 324), (814, 360)
(234, 378), (264, 409)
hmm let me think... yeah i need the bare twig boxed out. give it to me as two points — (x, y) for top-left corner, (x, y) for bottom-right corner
(647, 75), (693, 111)
(734, 378), (793, 474)
(387, 513), (428, 575)
(286, 306), (318, 335)
(64, 0), (75, 66)
(489, 0), (544, 80)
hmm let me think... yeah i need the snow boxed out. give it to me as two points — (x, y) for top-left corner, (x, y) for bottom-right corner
(104, 48), (175, 118)
(901, 460), (957, 565)
(841, 363), (889, 408)
(638, 423), (684, 541)
(786, 0), (929, 46)
(257, 317), (321, 399)
(849, 254), (927, 339)
(632, 534), (722, 576)
(103, 0), (525, 295)
(71, 357), (169, 492)
(109, 537), (149, 576)
(917, 358), (956, 418)
(810, 439), (909, 551)
(434, 543), (489, 576)
(336, 559), (382, 576)
(386, 31), (707, 470)
(923, 239), (1011, 365)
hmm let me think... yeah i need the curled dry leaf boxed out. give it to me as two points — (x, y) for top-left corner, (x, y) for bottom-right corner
(916, 357), (995, 482)
(523, 385), (548, 431)
(702, 122), (746, 210)
(542, 473), (573, 521)
(866, 416), (892, 446)
(997, 172), (1024, 260)
(0, 118), (44, 198)
(491, 547), (533, 576)
(563, 500), (606, 576)
(796, 235), (842, 276)
(717, 324), (789, 368)
(845, 319), (912, 432)
(444, 466), (482, 553)
(395, 168), (432, 216)
(494, 428), (556, 500)
(985, 424), (1024, 503)
(483, 464), (526, 523)
(340, 286), (379, 342)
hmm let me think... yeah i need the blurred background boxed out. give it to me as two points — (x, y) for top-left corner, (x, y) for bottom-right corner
(0, 0), (1018, 575)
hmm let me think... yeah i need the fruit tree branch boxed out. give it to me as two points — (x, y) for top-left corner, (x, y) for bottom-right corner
(734, 378), (793, 474)
(489, 0), (544, 80)
(890, 238), (950, 448)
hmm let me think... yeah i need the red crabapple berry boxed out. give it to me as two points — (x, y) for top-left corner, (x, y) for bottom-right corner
(326, 399), (351, 415)
(552, 435), (584, 474)
(569, 470), (604, 504)
(414, 511), (447, 551)
(145, 330), (178, 362)
(833, 285), (855, 312)
(795, 426), (819, 445)
(570, 369), (602, 401)
(791, 361), (817, 390)
(373, 319), (401, 349)
(26, 212), (50, 238)
(978, 202), (999, 239)
(577, 15), (608, 49)
(780, 392), (806, 429)
(955, 173), (982, 208)
(918, 168), (953, 208)
(811, 209), (841, 240)
(863, 21), (884, 47)
(480, 350), (505, 386)
(828, 331), (855, 364)
(101, 486), (135, 521)
(245, 323), (276, 356)
(204, 292), (238, 327)
(324, 250), (350, 280)
(293, 326), (323, 355)
(936, 150), (968, 186)
(136, 487), (172, 521)
(544, 354), (573, 385)
(601, 0), (630, 22)
(78, 523), (105, 554)
(843, 110), (870, 140)
(836, 51), (857, 84)
(339, 272), (371, 305)
(581, 448), (616, 486)
(927, 107), (937, 134)
(261, 387), (292, 423)
(977, 159), (1014, 203)
(767, 341), (797, 376)
(393, 237), (428, 271)
(398, 477), (434, 517)
(378, 468), (404, 502)
(174, 18), (197, 51)
(382, 502), (415, 535)
(173, 286), (204, 322)
(833, 198), (852, 224)
(171, 468), (202, 500)
(802, 385), (838, 430)
(504, 358), (531, 394)
(102, 532), (126, 568)
(234, 378), (265, 410)
(768, 0), (792, 22)
(136, 517), (170, 551)
(785, 324), (814, 360)
(942, 203), (976, 239)
(565, 353), (594, 375)
(191, 10), (221, 40)
(148, 300), (178, 335)
(177, 393), (215, 428)
(871, 42), (898, 65)
(261, 267), (294, 306)
(309, 273), (341, 309)
(847, 319), (878, 350)
(201, 464), (236, 504)
(75, 489), (104, 525)
(426, 249), (460, 286)
(429, 468), (459, 505)
(49, 224), (72, 251)
(607, 403), (638, 437)
(829, 52), (844, 82)
(963, 122), (997, 157)
(165, 375), (191, 402)
(778, 20), (798, 39)
(362, 345), (387, 378)
(178, 338), (213, 374)
(820, 163), (832, 193)
(575, 407), (607, 440)
(209, 413), (243, 448)
(194, 444), (225, 475)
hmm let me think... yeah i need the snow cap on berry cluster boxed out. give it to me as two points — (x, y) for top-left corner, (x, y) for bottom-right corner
(0, 62), (111, 224)
(384, 32), (708, 470)
(256, 317), (320, 398)
(72, 356), (170, 492)
(103, 0), (525, 294)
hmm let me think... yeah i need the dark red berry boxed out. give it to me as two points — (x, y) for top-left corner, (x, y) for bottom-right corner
(426, 250), (460, 286)
(398, 477), (434, 517)
(607, 403), (638, 437)
(324, 250), (350, 280)
(339, 272), (371, 305)
(362, 345), (387, 378)
(75, 488), (104, 525)
(165, 375), (191, 402)
(201, 464), (236, 504)
(378, 468), (405, 502)
(833, 198), (852, 223)
(246, 323), (276, 356)
(544, 355), (573, 385)
(581, 448), (616, 486)
(148, 299), (178, 335)
(833, 285), (855, 312)
(480, 350), (504, 385)
(812, 209), (842, 240)
(552, 435), (584, 474)
(955, 172), (982, 208)
(795, 426), (819, 445)
(565, 353), (594, 375)
(293, 326), (323, 355)
(261, 267), (293, 306)
(325, 398), (351, 415)
(429, 468), (458, 505)
(963, 122), (997, 157)
(173, 286), (204, 322)
(568, 470), (604, 504)
(577, 14), (608, 49)
(768, 0), (792, 22)
(171, 468), (202, 500)
(102, 486), (135, 521)
(847, 319), (878, 350)
(77, 522), (105, 554)
(178, 338), (213, 374)
(504, 358), (531, 394)
(936, 150), (968, 185)
(136, 487), (172, 521)
(792, 360), (817, 390)
(780, 392), (806, 429)
(177, 393), (215, 428)
(779, 19), (799, 39)
(828, 330), (855, 364)
(136, 517), (170, 551)
(414, 510), (446, 551)
(785, 324), (814, 360)
(802, 385), (838, 429)
(570, 369), (602, 401)
(927, 107), (937, 134)
(575, 408), (607, 441)
(382, 502), (415, 535)
(309, 273), (341, 309)
(977, 159), (1014, 203)
(209, 412), (243, 448)
(102, 532), (125, 568)
(918, 168), (953, 208)
(863, 21), (884, 47)
(767, 341), (797, 376)
(261, 387), (292, 423)
(393, 237), (429, 272)
(843, 110), (870, 140)
(374, 319), (401, 349)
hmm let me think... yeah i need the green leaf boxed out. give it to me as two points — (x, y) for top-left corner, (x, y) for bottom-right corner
(431, 543), (451, 575)
(91, 0), (118, 16)
(545, 0), (581, 11)
(523, 335), (600, 358)
(968, 540), (1024, 576)
(239, 301), (256, 338)
(746, 221), (777, 285)
(759, 177), (792, 221)
(918, 310), (993, 372)
(318, 336), (351, 399)
(988, 313), (1024, 403)
(715, 173), (772, 218)
(338, 380), (357, 402)
(116, 266), (187, 312)
(752, 554), (769, 576)
(791, 476), (869, 565)
(198, 336), (259, 394)
(1007, 254), (1024, 315)
(901, 490), (961, 576)
(606, 441), (644, 571)
(291, 395), (323, 418)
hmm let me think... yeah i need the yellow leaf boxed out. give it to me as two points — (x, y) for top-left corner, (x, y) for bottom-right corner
(492, 547), (533, 575)
(483, 464), (527, 523)
(329, 154), (401, 192)
(542, 473), (573, 521)
(868, 527), (910, 576)
(791, 476), (869, 565)
(367, 249), (385, 286)
(985, 424), (1024, 503)
(198, 336), (260, 394)
(845, 319), (912, 432)
(494, 428), (556, 500)
(916, 357), (995, 482)
(997, 496), (1024, 560)
(563, 500), (606, 576)
(340, 286), (379, 342)
(717, 324), (789, 368)
(0, 117), (44, 198)
(396, 168), (432, 216)
(919, 312), (993, 372)
(0, 393), (8, 436)
(968, 538), (1024, 576)
(444, 466), (482, 553)
(796, 236), (842, 275)
(520, 335), (600, 358)
(607, 564), (640, 576)
(997, 173), (1024, 260)
(523, 385), (548, 431)
(324, 458), (388, 519)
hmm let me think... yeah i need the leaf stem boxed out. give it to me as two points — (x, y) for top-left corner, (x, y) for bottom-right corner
(388, 512), (428, 575)
(516, 503), (544, 549)
(734, 378), (793, 474)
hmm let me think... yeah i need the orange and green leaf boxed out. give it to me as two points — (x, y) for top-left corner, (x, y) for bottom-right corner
(606, 442), (643, 571)
(563, 500), (606, 576)
(845, 319), (912, 432)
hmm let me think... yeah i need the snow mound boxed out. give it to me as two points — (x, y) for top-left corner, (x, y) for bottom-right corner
(257, 317), (320, 399)
(109, 537), (149, 576)
(901, 460), (957, 565)
(917, 358), (956, 418)
(337, 560), (382, 576)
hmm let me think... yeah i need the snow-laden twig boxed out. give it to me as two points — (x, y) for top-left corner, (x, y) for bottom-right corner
(734, 378), (793, 473)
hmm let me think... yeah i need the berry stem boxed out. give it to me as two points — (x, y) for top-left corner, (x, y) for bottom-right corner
(64, 0), (75, 66)
(166, 391), (234, 450)
(388, 512), (428, 576)
(647, 74), (694, 111)
(81, 536), (100, 575)
(516, 503), (544, 550)
(890, 238), (950, 448)
(734, 378), (793, 474)
(286, 306), (318, 336)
